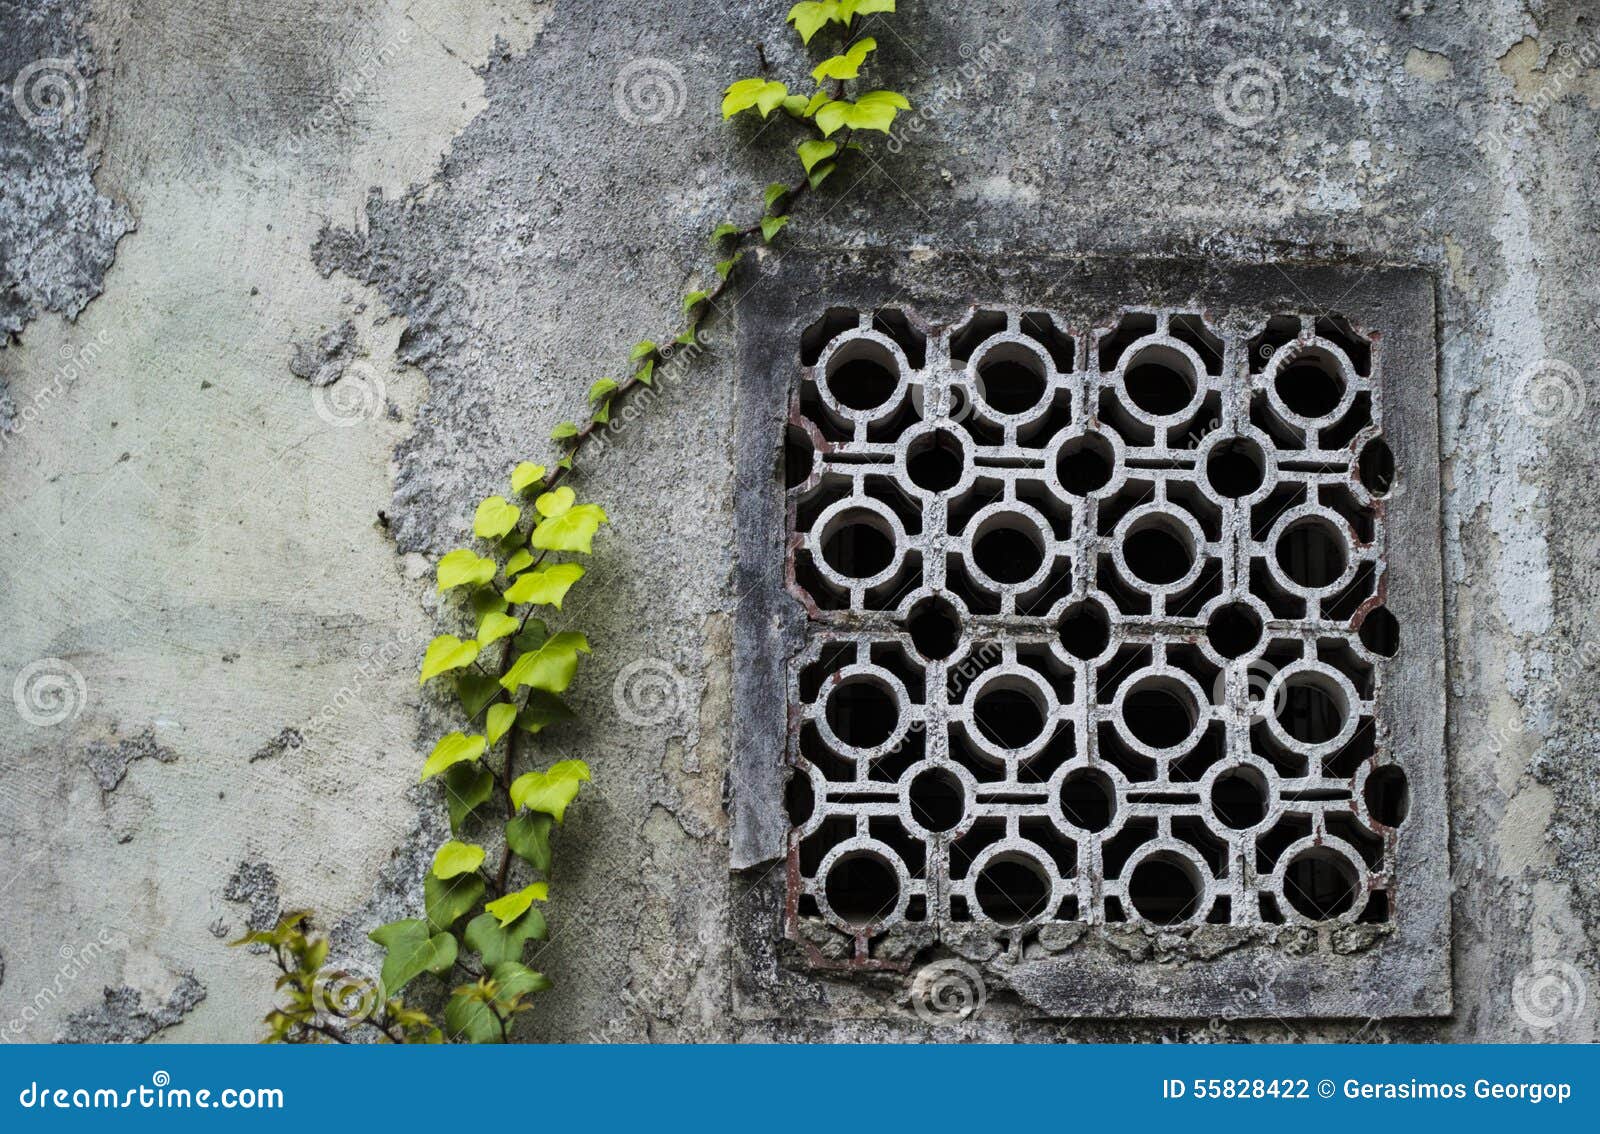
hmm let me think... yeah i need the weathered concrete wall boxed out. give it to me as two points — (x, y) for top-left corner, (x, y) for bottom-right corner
(0, 0), (1595, 1042)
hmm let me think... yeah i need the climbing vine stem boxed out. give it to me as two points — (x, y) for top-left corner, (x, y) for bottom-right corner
(237, 0), (913, 1043)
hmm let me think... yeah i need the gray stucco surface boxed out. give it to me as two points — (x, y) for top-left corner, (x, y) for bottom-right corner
(0, 0), (1596, 1042)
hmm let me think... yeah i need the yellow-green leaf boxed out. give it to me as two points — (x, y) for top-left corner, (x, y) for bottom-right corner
(502, 562), (585, 609)
(420, 635), (480, 684)
(437, 549), (497, 592)
(431, 840), (486, 879)
(722, 78), (788, 120)
(535, 486), (575, 518)
(484, 882), (549, 927)
(761, 215), (790, 243)
(843, 0), (896, 18)
(473, 496), (521, 540)
(505, 548), (535, 576)
(812, 37), (876, 82)
(501, 632), (591, 694)
(421, 732), (486, 782)
(510, 462), (546, 494)
(477, 612), (519, 648)
(510, 758), (592, 823)
(486, 702), (517, 746)
(786, 1), (837, 43)
(798, 139), (837, 174)
(530, 503), (609, 554)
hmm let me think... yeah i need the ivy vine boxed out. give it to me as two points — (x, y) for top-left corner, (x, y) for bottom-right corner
(238, 0), (913, 1043)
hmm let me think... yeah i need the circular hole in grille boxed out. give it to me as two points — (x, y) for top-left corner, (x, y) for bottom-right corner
(820, 509), (894, 578)
(825, 677), (899, 748)
(974, 682), (1047, 750)
(824, 852), (899, 925)
(1276, 673), (1345, 745)
(1060, 768), (1116, 832)
(1364, 765), (1410, 827)
(1058, 600), (1110, 659)
(1211, 766), (1268, 829)
(1275, 517), (1347, 589)
(906, 428), (965, 492)
(1128, 855), (1201, 924)
(1282, 849), (1357, 920)
(976, 345), (1047, 414)
(908, 766), (964, 832)
(1205, 437), (1265, 497)
(907, 595), (962, 660)
(1124, 345), (1195, 416)
(1275, 353), (1344, 418)
(1123, 677), (1197, 749)
(974, 519), (1045, 584)
(824, 339), (899, 411)
(1123, 518), (1193, 585)
(975, 856), (1050, 923)
(1205, 602), (1262, 658)
(1056, 431), (1114, 495)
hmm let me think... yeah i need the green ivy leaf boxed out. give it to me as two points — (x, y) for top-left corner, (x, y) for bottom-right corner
(534, 485), (575, 518)
(682, 290), (710, 314)
(511, 618), (547, 654)
(804, 89), (831, 116)
(674, 328), (697, 346)
(506, 812), (553, 872)
(587, 377), (619, 405)
(437, 549), (497, 592)
(462, 908), (546, 967)
(781, 93), (810, 118)
(844, 0), (897, 17)
(470, 587), (508, 627)
(419, 635), (480, 684)
(443, 761), (494, 832)
(504, 548), (535, 577)
(764, 182), (789, 212)
(550, 421), (579, 440)
(797, 138), (838, 174)
(635, 359), (655, 386)
(807, 160), (837, 189)
(516, 690), (575, 735)
(369, 919), (458, 996)
(510, 461), (546, 494)
(484, 881), (548, 927)
(761, 215), (790, 242)
(486, 702), (517, 746)
(501, 632), (591, 694)
(455, 672), (501, 719)
(510, 758), (592, 823)
(530, 503), (609, 554)
(722, 77), (789, 119)
(477, 613), (519, 650)
(502, 562), (585, 609)
(715, 255), (741, 280)
(710, 221), (740, 243)
(629, 340), (657, 361)
(492, 961), (552, 1005)
(786, 1), (836, 43)
(431, 840), (486, 879)
(473, 496), (521, 540)
(444, 986), (502, 1044)
(421, 731), (486, 782)
(424, 872), (484, 934)
(812, 37), (877, 81)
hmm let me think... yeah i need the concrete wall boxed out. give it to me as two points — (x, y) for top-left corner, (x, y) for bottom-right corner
(0, 0), (1595, 1042)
